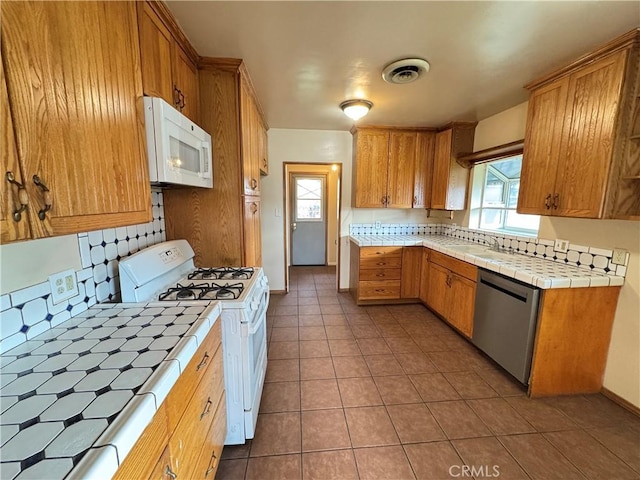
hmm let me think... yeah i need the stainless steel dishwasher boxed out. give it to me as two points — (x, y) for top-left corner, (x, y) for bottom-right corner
(472, 269), (540, 384)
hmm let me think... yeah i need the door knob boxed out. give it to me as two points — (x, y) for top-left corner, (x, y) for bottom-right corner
(291, 222), (297, 231)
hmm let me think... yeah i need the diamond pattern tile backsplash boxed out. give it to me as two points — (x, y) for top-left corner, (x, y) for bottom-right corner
(0, 189), (166, 352)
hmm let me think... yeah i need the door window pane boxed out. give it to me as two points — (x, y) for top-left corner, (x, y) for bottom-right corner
(295, 177), (323, 221)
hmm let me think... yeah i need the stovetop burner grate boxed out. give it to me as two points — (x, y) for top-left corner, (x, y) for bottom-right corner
(158, 281), (245, 301)
(188, 267), (254, 280)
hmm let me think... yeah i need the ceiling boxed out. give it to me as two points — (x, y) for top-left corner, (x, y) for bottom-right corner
(166, 1), (639, 131)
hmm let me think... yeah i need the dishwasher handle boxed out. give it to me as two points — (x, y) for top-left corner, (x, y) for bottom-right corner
(478, 269), (538, 304)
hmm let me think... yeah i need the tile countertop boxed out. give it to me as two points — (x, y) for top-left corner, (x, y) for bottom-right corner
(349, 235), (624, 289)
(0, 300), (222, 480)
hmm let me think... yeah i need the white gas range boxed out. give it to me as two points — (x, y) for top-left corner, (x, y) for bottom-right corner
(118, 239), (269, 445)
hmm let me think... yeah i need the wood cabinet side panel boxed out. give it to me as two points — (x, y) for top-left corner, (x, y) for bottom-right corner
(349, 242), (360, 302)
(518, 77), (571, 215)
(414, 132), (435, 208)
(431, 129), (452, 209)
(419, 248), (430, 303)
(401, 247), (422, 298)
(529, 286), (621, 397)
(387, 131), (417, 208)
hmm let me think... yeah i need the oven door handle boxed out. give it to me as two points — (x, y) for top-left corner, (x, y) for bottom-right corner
(246, 301), (268, 335)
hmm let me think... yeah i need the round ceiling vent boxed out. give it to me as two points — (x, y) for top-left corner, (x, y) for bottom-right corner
(382, 58), (430, 84)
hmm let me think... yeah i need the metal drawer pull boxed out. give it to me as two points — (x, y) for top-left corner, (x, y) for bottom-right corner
(196, 352), (210, 371)
(552, 193), (559, 209)
(250, 202), (258, 214)
(200, 397), (213, 420)
(205, 451), (218, 477)
(250, 178), (258, 190)
(165, 465), (177, 479)
(5, 172), (28, 222)
(376, 262), (386, 266)
(376, 273), (384, 277)
(544, 193), (551, 209)
(32, 175), (52, 220)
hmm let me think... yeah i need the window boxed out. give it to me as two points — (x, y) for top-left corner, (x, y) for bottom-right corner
(294, 177), (323, 221)
(470, 154), (540, 235)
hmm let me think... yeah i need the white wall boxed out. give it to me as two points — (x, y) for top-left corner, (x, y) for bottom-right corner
(457, 101), (640, 408)
(262, 128), (439, 292)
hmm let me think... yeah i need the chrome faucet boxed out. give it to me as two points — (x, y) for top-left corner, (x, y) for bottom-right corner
(490, 237), (501, 252)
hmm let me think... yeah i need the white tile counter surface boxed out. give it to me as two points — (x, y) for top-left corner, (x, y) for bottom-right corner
(0, 301), (222, 480)
(350, 234), (625, 289)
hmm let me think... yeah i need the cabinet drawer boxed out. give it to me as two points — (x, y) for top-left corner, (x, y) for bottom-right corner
(360, 256), (403, 269)
(359, 281), (401, 300)
(192, 392), (227, 480)
(169, 344), (224, 480)
(359, 268), (402, 281)
(360, 246), (403, 258)
(165, 319), (221, 430)
(113, 402), (169, 480)
(430, 251), (478, 282)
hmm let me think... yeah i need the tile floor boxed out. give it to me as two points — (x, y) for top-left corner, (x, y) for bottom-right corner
(216, 266), (640, 480)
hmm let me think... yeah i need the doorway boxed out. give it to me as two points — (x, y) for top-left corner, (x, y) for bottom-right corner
(291, 175), (327, 265)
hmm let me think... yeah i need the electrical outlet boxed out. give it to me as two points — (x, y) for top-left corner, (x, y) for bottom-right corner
(553, 238), (569, 253)
(49, 269), (78, 305)
(375, 221), (381, 229)
(612, 248), (628, 265)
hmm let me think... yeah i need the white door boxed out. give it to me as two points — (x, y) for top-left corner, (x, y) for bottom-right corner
(291, 175), (326, 265)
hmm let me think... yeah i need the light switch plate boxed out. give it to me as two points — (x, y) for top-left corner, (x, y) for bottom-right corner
(49, 269), (79, 304)
(375, 221), (381, 229)
(612, 248), (628, 265)
(554, 239), (569, 253)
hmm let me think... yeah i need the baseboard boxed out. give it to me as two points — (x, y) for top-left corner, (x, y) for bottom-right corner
(269, 290), (287, 295)
(338, 288), (350, 293)
(601, 387), (640, 417)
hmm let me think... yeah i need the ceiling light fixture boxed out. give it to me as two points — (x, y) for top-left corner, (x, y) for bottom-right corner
(340, 99), (373, 121)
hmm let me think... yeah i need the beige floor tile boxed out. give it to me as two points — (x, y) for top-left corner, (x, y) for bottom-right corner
(299, 326), (327, 341)
(350, 325), (381, 338)
(404, 441), (463, 479)
(221, 441), (252, 460)
(320, 304), (344, 315)
(250, 412), (301, 457)
(216, 458), (247, 480)
(273, 316), (300, 328)
(474, 367), (526, 397)
(412, 335), (449, 353)
(266, 359), (300, 383)
(301, 409), (351, 452)
(322, 314), (348, 326)
(467, 398), (535, 436)
(269, 341), (300, 360)
(246, 454), (301, 480)
(298, 297), (319, 306)
(587, 424), (640, 474)
(356, 338), (392, 355)
(395, 353), (438, 375)
(328, 339), (362, 357)
(354, 446), (415, 480)
(301, 379), (342, 410)
(260, 381), (301, 413)
(344, 406), (400, 447)
(299, 305), (322, 315)
(427, 401), (492, 440)
(504, 396), (577, 432)
(302, 449), (358, 480)
(271, 327), (299, 342)
(452, 437), (528, 479)
(364, 355), (404, 376)
(299, 315), (324, 327)
(276, 306), (299, 316)
(387, 403), (446, 444)
(444, 372), (499, 399)
(299, 340), (331, 358)
(427, 351), (472, 372)
(384, 336), (422, 354)
(332, 356), (370, 378)
(410, 373), (460, 402)
(300, 357), (336, 380)
(325, 326), (354, 340)
(338, 377), (383, 407)
(374, 375), (422, 405)
(376, 324), (409, 337)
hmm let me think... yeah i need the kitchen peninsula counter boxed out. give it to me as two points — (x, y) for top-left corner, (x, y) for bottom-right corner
(349, 234), (625, 289)
(0, 301), (222, 480)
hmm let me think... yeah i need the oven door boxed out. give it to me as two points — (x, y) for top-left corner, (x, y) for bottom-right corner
(241, 288), (268, 437)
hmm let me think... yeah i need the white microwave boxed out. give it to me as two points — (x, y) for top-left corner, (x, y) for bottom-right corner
(143, 96), (213, 188)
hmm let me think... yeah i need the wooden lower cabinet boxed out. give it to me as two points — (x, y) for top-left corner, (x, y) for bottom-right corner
(350, 244), (404, 303)
(114, 319), (226, 480)
(425, 252), (477, 338)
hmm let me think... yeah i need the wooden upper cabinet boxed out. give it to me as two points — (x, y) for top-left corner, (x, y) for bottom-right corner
(259, 117), (269, 176)
(137, 1), (199, 123)
(388, 131), (417, 208)
(431, 124), (476, 211)
(2, 1), (151, 239)
(518, 29), (640, 220)
(0, 57), (31, 243)
(352, 129), (390, 208)
(240, 76), (261, 196)
(413, 132), (436, 209)
(518, 77), (570, 215)
(243, 196), (262, 267)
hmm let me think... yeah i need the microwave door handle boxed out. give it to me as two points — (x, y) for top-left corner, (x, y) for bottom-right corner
(200, 141), (211, 179)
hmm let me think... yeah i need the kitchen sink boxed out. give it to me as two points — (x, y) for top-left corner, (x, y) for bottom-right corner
(446, 244), (489, 254)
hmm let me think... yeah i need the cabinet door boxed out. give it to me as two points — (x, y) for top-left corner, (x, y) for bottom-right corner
(419, 249), (430, 303)
(1, 56), (31, 242)
(173, 44), (199, 123)
(259, 118), (269, 175)
(353, 129), (389, 207)
(413, 132), (435, 208)
(240, 79), (260, 195)
(387, 131), (416, 208)
(431, 129), (452, 210)
(517, 77), (570, 215)
(554, 50), (627, 218)
(2, 2), (151, 237)
(243, 196), (262, 267)
(426, 262), (449, 318)
(448, 274), (476, 338)
(401, 246), (422, 298)
(138, 2), (175, 106)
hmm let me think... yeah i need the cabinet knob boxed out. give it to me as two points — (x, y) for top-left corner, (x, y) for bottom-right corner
(250, 202), (258, 214)
(32, 175), (52, 220)
(250, 178), (258, 190)
(5, 172), (28, 222)
(165, 465), (178, 479)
